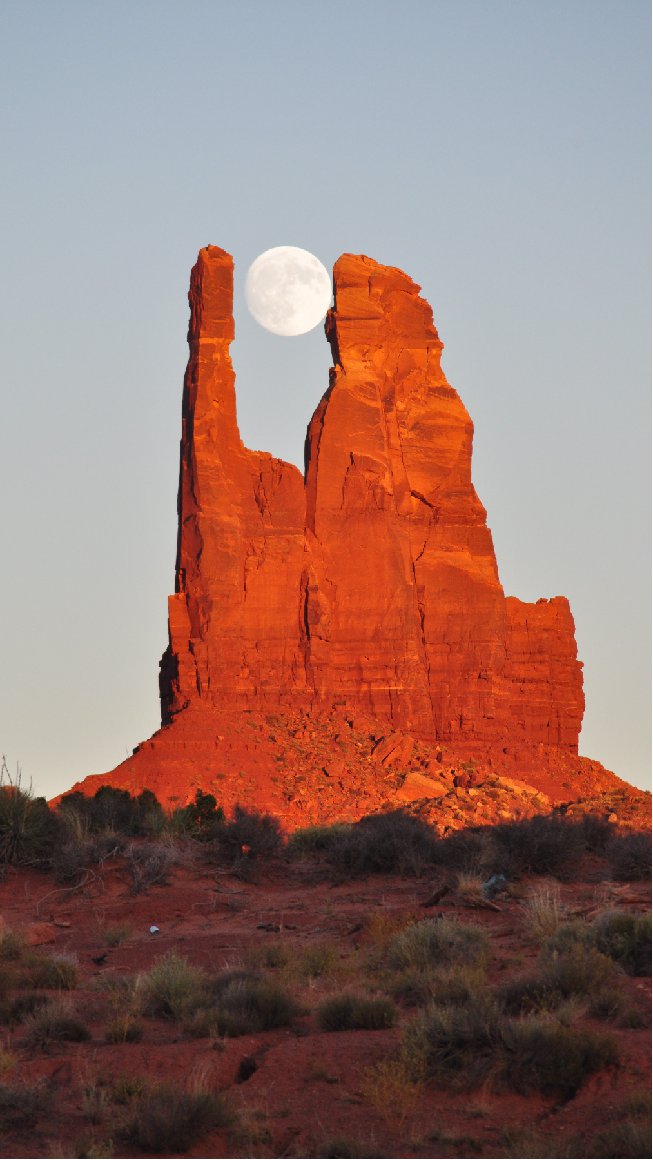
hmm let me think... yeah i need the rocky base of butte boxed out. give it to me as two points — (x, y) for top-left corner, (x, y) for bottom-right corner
(66, 247), (647, 830)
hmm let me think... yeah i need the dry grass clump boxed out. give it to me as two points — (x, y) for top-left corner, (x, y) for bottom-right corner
(140, 953), (208, 1021)
(387, 916), (488, 972)
(24, 951), (78, 990)
(390, 962), (486, 1009)
(521, 883), (567, 940)
(361, 1056), (423, 1127)
(317, 992), (396, 1032)
(124, 840), (179, 894)
(22, 997), (91, 1048)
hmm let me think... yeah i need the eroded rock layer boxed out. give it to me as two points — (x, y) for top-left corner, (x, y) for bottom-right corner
(160, 246), (583, 750)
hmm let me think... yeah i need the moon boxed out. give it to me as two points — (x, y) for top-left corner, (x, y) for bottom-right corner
(245, 246), (332, 336)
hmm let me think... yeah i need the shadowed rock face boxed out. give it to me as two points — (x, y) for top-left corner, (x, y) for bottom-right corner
(158, 245), (584, 750)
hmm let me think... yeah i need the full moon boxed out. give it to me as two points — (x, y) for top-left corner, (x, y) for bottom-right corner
(245, 246), (332, 336)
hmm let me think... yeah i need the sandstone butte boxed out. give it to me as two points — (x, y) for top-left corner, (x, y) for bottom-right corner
(65, 246), (648, 831)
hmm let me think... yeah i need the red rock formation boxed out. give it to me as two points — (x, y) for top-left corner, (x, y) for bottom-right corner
(159, 246), (583, 750)
(64, 245), (615, 821)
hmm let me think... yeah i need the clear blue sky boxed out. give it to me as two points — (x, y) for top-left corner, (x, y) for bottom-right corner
(1, 0), (650, 797)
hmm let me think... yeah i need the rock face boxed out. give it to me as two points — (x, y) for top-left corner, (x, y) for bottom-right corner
(159, 246), (584, 750)
(64, 244), (614, 823)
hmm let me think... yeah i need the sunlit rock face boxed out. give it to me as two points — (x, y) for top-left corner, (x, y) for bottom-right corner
(159, 245), (584, 750)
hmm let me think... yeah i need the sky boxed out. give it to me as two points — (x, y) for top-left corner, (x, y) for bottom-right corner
(0, 0), (650, 798)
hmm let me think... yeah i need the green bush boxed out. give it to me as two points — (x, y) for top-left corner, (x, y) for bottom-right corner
(170, 790), (225, 841)
(326, 811), (438, 878)
(287, 823), (352, 856)
(59, 786), (165, 838)
(489, 814), (585, 878)
(216, 805), (284, 865)
(125, 1085), (233, 1152)
(317, 993), (396, 1032)
(607, 832), (651, 881)
(387, 918), (488, 973)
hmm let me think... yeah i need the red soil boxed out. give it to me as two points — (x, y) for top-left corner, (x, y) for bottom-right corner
(0, 849), (650, 1159)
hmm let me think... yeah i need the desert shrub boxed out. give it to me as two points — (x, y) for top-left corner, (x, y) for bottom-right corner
(0, 926), (24, 960)
(590, 910), (651, 976)
(405, 999), (617, 1097)
(607, 831), (652, 881)
(488, 814), (585, 878)
(499, 1017), (619, 1099)
(589, 987), (650, 1029)
(317, 993), (396, 1032)
(390, 963), (486, 1009)
(52, 830), (126, 885)
(295, 941), (341, 980)
(24, 952), (78, 990)
(404, 996), (504, 1087)
(125, 1084), (233, 1152)
(0, 760), (61, 869)
(431, 828), (493, 873)
(498, 945), (618, 1014)
(210, 974), (300, 1036)
(216, 805), (284, 864)
(59, 786), (165, 838)
(577, 813), (614, 854)
(246, 941), (290, 970)
(387, 917), (488, 973)
(546, 911), (652, 978)
(1, 992), (50, 1027)
(589, 1120), (652, 1159)
(287, 823), (352, 856)
(125, 840), (178, 894)
(0, 1080), (51, 1126)
(140, 953), (208, 1021)
(170, 790), (225, 841)
(109, 1074), (148, 1105)
(22, 998), (91, 1047)
(326, 811), (438, 878)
